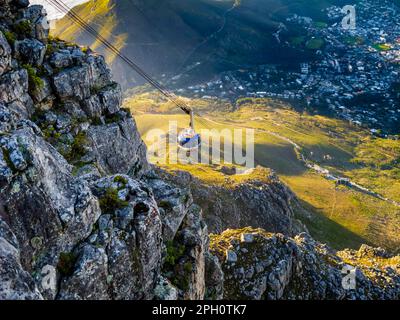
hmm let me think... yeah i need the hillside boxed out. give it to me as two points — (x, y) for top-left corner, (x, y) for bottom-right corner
(52, 0), (348, 88)
(127, 94), (400, 252)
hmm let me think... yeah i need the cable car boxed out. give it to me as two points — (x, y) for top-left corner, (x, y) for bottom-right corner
(177, 110), (201, 153)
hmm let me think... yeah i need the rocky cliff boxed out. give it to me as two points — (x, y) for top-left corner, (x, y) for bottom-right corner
(210, 228), (400, 300)
(154, 166), (306, 236)
(0, 0), (214, 300)
(0, 1), (399, 301)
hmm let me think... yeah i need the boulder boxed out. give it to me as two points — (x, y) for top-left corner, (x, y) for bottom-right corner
(53, 65), (92, 100)
(14, 38), (46, 66)
(49, 50), (73, 69)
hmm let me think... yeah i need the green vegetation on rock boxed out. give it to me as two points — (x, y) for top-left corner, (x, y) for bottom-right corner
(99, 187), (129, 213)
(13, 20), (32, 37)
(57, 252), (77, 277)
(22, 64), (44, 92)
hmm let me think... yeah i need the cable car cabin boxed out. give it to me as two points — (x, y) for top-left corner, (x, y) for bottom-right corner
(177, 128), (201, 150)
(177, 111), (201, 153)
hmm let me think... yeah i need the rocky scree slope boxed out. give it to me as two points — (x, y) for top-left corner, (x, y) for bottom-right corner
(0, 1), (399, 300)
(0, 0), (217, 300)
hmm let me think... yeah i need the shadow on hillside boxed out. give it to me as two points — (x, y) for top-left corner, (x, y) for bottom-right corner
(295, 199), (371, 251)
(254, 143), (306, 176)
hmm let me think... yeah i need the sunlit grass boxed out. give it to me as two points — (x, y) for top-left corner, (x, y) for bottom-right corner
(127, 94), (400, 251)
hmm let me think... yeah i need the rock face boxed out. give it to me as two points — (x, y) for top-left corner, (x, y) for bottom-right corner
(0, 1), (399, 301)
(210, 228), (400, 300)
(155, 167), (306, 236)
(0, 1), (212, 300)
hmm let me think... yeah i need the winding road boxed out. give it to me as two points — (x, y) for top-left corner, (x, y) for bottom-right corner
(203, 116), (400, 208)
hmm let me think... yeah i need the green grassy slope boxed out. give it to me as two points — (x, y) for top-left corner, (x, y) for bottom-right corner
(127, 94), (400, 252)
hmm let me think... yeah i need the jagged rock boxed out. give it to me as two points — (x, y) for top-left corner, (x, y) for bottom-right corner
(82, 94), (102, 119)
(98, 83), (122, 115)
(0, 219), (43, 300)
(146, 174), (192, 241)
(57, 244), (110, 300)
(14, 38), (46, 66)
(53, 65), (92, 100)
(86, 54), (112, 89)
(160, 203), (208, 300)
(52, 53), (112, 102)
(178, 204), (208, 300)
(154, 276), (178, 300)
(49, 50), (73, 69)
(31, 76), (52, 103)
(0, 126), (100, 299)
(20, 5), (49, 42)
(0, 31), (11, 76)
(154, 167), (305, 236)
(58, 175), (163, 300)
(0, 102), (17, 134)
(204, 253), (224, 300)
(0, 63), (35, 120)
(210, 228), (400, 300)
(86, 115), (148, 176)
(226, 250), (238, 263)
(0, 68), (33, 118)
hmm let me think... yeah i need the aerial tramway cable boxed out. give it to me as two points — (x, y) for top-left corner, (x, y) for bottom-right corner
(46, 0), (204, 150)
(46, 0), (193, 115)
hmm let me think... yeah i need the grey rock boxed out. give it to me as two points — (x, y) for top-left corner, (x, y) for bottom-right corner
(58, 245), (110, 300)
(98, 83), (122, 115)
(14, 39), (46, 66)
(53, 65), (92, 100)
(50, 50), (73, 69)
(0, 127), (100, 299)
(204, 253), (224, 300)
(86, 115), (149, 177)
(210, 229), (400, 300)
(21, 5), (50, 42)
(146, 175), (191, 241)
(0, 219), (43, 300)
(240, 233), (254, 243)
(82, 94), (102, 119)
(0, 31), (12, 76)
(31, 77), (52, 103)
(225, 250), (238, 263)
(86, 54), (112, 89)
(154, 276), (178, 300)
(0, 69), (33, 118)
